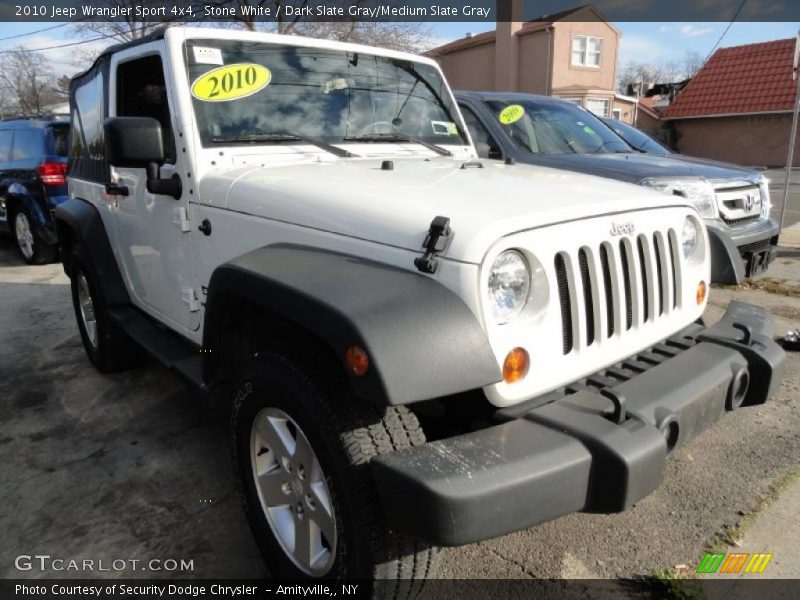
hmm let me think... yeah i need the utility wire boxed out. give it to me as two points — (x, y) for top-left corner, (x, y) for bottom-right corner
(703, 0), (747, 63)
(0, 31), (121, 55)
(0, 22), (71, 42)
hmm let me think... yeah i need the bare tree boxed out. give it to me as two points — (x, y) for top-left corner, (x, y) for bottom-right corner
(617, 50), (708, 95)
(679, 50), (705, 79)
(0, 47), (60, 114)
(53, 75), (72, 102)
(290, 21), (432, 52)
(228, 0), (309, 34)
(230, 0), (433, 52)
(70, 0), (180, 43)
(617, 62), (667, 95)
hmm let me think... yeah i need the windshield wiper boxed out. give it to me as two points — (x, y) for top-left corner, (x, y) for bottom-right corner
(211, 131), (357, 158)
(344, 133), (453, 157)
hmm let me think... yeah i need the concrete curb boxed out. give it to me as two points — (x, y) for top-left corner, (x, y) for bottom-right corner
(700, 476), (800, 599)
(779, 222), (800, 248)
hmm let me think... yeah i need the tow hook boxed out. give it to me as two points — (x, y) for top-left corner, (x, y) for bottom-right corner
(727, 366), (750, 410)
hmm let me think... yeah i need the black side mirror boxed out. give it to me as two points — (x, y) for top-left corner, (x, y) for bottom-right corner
(103, 117), (181, 200)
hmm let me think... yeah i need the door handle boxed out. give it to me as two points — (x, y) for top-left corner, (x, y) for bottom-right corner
(105, 182), (129, 196)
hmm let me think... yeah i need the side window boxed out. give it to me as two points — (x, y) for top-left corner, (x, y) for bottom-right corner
(0, 131), (13, 163)
(11, 130), (43, 161)
(116, 54), (175, 162)
(48, 125), (70, 157)
(72, 69), (105, 159)
(459, 105), (502, 160)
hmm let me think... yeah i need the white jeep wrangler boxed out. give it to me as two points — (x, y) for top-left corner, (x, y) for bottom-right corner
(57, 26), (784, 592)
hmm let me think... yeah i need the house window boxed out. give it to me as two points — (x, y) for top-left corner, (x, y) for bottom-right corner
(571, 35), (602, 67)
(585, 98), (610, 117)
(612, 108), (622, 120)
(563, 98), (583, 106)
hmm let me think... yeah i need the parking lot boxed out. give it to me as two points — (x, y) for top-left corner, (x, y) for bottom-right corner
(0, 234), (798, 585)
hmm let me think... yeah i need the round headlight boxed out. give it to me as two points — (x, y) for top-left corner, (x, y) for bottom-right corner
(488, 250), (530, 324)
(681, 217), (699, 259)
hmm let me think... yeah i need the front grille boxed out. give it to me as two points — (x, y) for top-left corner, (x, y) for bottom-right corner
(556, 228), (681, 355)
(715, 183), (763, 227)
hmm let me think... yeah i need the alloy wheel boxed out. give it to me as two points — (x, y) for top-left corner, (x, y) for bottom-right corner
(77, 273), (98, 348)
(14, 212), (34, 260)
(250, 407), (337, 576)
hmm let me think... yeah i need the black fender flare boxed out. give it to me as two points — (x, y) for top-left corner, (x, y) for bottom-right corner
(53, 198), (130, 306)
(203, 244), (502, 406)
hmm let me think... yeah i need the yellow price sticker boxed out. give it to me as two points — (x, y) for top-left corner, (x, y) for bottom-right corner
(191, 63), (271, 102)
(498, 104), (525, 125)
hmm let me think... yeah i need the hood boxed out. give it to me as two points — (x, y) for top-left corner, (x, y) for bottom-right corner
(525, 152), (758, 185)
(203, 157), (691, 264)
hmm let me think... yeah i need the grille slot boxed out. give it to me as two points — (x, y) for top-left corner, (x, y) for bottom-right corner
(600, 243), (615, 338)
(619, 240), (634, 330)
(554, 253), (573, 355)
(668, 230), (679, 309)
(553, 228), (679, 354)
(652, 234), (664, 316)
(637, 236), (651, 323)
(578, 249), (595, 347)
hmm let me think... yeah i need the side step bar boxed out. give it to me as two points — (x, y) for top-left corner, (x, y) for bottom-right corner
(107, 306), (205, 389)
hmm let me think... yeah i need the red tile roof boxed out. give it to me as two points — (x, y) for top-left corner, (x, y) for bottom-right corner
(663, 38), (797, 119)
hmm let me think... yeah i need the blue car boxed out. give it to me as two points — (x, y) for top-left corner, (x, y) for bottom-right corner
(0, 118), (70, 264)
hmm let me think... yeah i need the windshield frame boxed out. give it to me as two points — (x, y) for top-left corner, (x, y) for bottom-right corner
(182, 39), (469, 150)
(484, 98), (635, 157)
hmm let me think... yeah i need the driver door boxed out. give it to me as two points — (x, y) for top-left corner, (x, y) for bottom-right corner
(108, 45), (200, 333)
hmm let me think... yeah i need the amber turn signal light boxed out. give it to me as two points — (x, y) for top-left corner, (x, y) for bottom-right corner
(503, 347), (529, 384)
(696, 281), (707, 305)
(345, 346), (369, 376)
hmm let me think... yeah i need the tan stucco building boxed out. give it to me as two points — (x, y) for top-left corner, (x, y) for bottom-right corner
(425, 4), (638, 122)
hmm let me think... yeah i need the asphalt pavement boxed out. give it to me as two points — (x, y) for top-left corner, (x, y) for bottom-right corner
(0, 236), (797, 591)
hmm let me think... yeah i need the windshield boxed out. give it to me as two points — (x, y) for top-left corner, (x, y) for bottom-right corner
(485, 99), (633, 156)
(603, 118), (671, 154)
(185, 40), (467, 148)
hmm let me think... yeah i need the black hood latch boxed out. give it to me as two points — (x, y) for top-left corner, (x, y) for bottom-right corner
(414, 216), (452, 274)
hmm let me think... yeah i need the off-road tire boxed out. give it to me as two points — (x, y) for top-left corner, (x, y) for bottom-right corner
(12, 207), (57, 265)
(69, 246), (139, 373)
(232, 347), (439, 598)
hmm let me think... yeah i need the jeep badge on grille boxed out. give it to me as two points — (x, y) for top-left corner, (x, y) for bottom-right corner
(610, 222), (635, 236)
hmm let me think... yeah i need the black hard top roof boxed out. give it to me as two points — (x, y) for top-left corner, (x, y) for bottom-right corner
(71, 27), (167, 83)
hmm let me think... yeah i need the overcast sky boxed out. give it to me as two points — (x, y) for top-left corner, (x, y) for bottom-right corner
(0, 20), (796, 78)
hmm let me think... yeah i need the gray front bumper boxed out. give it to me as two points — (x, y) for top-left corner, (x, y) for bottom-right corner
(371, 301), (785, 546)
(707, 218), (780, 284)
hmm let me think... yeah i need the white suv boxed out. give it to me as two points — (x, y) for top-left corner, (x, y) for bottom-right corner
(56, 26), (784, 593)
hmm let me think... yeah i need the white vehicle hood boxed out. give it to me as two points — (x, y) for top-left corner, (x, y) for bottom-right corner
(202, 156), (691, 264)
